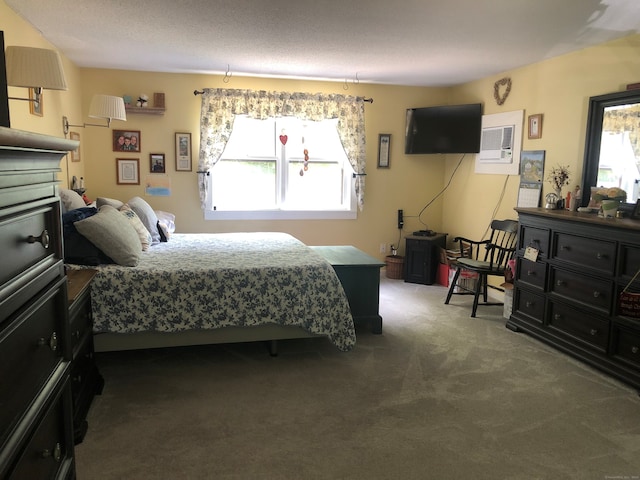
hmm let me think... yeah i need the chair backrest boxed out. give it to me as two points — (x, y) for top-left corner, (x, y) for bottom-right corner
(484, 219), (518, 267)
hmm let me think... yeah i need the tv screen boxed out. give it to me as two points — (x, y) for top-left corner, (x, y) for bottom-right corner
(405, 103), (482, 154)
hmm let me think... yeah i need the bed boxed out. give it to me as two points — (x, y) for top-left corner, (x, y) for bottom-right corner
(66, 232), (356, 353)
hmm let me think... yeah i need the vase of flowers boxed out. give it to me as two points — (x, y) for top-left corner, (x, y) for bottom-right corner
(546, 164), (571, 207)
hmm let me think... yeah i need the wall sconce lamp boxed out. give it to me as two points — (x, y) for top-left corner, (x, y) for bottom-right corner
(5, 46), (68, 106)
(62, 94), (127, 134)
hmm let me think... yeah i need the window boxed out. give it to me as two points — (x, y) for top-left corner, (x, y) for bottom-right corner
(205, 116), (356, 220)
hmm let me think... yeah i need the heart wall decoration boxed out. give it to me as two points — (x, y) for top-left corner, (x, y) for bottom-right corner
(494, 77), (512, 106)
(279, 134), (288, 145)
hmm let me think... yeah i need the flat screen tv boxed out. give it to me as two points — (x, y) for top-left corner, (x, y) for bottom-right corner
(405, 103), (482, 154)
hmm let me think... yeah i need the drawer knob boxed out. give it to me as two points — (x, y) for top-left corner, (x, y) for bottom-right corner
(27, 229), (50, 249)
(593, 291), (601, 298)
(527, 270), (535, 276)
(41, 443), (62, 462)
(632, 346), (639, 355)
(554, 314), (561, 320)
(38, 332), (58, 352)
(556, 280), (564, 287)
(596, 252), (604, 260)
(525, 301), (533, 307)
(590, 329), (598, 336)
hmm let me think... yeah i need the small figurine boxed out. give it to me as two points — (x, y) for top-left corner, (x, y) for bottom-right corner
(136, 94), (149, 107)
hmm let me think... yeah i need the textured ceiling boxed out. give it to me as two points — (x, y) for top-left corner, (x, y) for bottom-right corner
(5, 0), (640, 87)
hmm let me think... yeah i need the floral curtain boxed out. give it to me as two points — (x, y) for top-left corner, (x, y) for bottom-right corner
(197, 88), (366, 210)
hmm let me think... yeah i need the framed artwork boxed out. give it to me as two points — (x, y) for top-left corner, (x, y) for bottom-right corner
(113, 130), (141, 152)
(175, 132), (192, 171)
(116, 158), (140, 185)
(69, 132), (81, 162)
(29, 88), (42, 116)
(150, 153), (165, 173)
(378, 133), (391, 168)
(528, 114), (543, 139)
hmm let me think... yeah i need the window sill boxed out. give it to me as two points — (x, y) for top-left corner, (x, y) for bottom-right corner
(204, 209), (356, 221)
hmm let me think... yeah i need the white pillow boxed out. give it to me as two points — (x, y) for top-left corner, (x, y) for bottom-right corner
(120, 204), (152, 251)
(74, 205), (141, 266)
(60, 189), (86, 211)
(127, 196), (161, 246)
(97, 197), (125, 209)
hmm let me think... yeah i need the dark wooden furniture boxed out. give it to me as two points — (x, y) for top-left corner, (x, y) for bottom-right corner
(404, 234), (447, 285)
(0, 127), (78, 479)
(507, 208), (640, 391)
(67, 269), (104, 444)
(445, 219), (518, 317)
(310, 246), (385, 334)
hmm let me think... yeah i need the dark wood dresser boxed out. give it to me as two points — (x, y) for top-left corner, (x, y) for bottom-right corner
(0, 127), (79, 479)
(508, 208), (640, 391)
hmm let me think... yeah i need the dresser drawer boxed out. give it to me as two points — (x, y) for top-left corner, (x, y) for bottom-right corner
(0, 200), (62, 309)
(6, 376), (74, 480)
(513, 288), (545, 324)
(68, 291), (92, 356)
(0, 278), (68, 450)
(548, 301), (609, 352)
(519, 225), (549, 258)
(550, 266), (612, 314)
(516, 257), (545, 290)
(611, 324), (640, 369)
(552, 232), (616, 275)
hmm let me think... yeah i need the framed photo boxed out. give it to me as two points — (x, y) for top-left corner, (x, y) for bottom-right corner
(150, 153), (165, 173)
(29, 88), (42, 116)
(113, 130), (141, 152)
(116, 158), (140, 185)
(69, 132), (81, 162)
(528, 114), (543, 139)
(175, 132), (192, 171)
(377, 133), (391, 168)
(633, 199), (640, 219)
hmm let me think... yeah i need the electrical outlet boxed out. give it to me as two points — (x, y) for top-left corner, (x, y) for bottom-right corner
(379, 243), (386, 254)
(397, 209), (404, 230)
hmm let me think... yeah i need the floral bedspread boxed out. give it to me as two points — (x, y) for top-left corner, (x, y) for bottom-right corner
(66, 233), (355, 351)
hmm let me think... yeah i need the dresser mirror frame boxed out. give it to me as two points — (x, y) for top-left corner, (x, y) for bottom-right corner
(581, 89), (640, 209)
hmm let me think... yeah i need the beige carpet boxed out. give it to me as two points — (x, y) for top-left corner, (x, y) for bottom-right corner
(75, 275), (640, 479)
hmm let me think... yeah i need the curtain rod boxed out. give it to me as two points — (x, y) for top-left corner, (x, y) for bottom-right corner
(192, 89), (373, 103)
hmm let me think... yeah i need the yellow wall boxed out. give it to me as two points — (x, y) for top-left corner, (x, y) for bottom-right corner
(444, 34), (640, 243)
(3, 0), (640, 261)
(1, 0), (84, 187)
(77, 69), (452, 256)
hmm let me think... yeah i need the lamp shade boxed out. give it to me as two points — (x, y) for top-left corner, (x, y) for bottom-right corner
(88, 94), (127, 121)
(5, 46), (68, 90)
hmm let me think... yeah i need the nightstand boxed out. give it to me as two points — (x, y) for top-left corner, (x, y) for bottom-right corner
(67, 269), (104, 444)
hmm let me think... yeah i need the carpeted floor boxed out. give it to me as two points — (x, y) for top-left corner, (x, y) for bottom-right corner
(75, 275), (640, 479)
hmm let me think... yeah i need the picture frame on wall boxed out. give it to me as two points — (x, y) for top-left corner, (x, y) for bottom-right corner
(69, 132), (81, 162)
(113, 130), (141, 152)
(116, 158), (140, 185)
(378, 133), (391, 168)
(175, 132), (192, 171)
(150, 153), (165, 173)
(528, 114), (543, 139)
(29, 88), (42, 116)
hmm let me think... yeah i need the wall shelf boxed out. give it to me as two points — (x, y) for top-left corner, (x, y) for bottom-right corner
(125, 105), (165, 115)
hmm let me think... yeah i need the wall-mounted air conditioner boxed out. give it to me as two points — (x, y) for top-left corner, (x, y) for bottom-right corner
(478, 125), (514, 164)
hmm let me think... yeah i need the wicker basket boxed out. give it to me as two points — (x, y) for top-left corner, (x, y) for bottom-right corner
(385, 255), (404, 279)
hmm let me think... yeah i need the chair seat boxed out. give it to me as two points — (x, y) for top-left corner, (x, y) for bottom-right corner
(455, 258), (501, 274)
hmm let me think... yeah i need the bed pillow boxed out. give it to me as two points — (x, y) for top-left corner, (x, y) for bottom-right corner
(127, 196), (161, 246)
(97, 197), (125, 209)
(120, 204), (152, 251)
(74, 205), (142, 266)
(156, 210), (175, 242)
(62, 207), (113, 265)
(60, 189), (86, 212)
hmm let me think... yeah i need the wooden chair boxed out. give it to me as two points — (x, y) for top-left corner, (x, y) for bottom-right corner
(444, 219), (518, 317)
